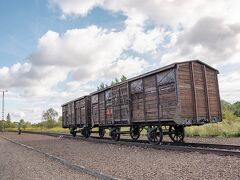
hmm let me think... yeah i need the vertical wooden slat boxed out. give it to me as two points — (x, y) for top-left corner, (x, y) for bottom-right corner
(174, 65), (180, 121)
(215, 72), (222, 122)
(155, 74), (160, 122)
(73, 102), (76, 126)
(119, 87), (122, 122)
(98, 94), (100, 125)
(91, 96), (94, 126)
(142, 78), (147, 122)
(103, 92), (106, 125)
(127, 82), (132, 123)
(111, 87), (114, 124)
(203, 65), (211, 122)
(190, 62), (198, 122)
(79, 102), (82, 125)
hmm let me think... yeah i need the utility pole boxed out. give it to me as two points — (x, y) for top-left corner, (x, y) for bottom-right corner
(1, 90), (8, 132)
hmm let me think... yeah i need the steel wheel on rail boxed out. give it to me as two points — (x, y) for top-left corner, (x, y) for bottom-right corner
(82, 127), (91, 138)
(147, 126), (163, 145)
(169, 125), (184, 142)
(130, 126), (140, 141)
(70, 128), (77, 137)
(110, 128), (120, 141)
(99, 127), (105, 138)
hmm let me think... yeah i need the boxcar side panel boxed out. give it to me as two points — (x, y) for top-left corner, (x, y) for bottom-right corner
(178, 61), (221, 124)
(130, 79), (145, 122)
(144, 75), (158, 121)
(157, 69), (178, 120)
(206, 67), (221, 122)
(99, 92), (105, 125)
(193, 63), (208, 119)
(119, 83), (129, 122)
(75, 100), (81, 125)
(85, 96), (92, 125)
(62, 105), (68, 128)
(67, 102), (75, 127)
(177, 63), (195, 121)
(105, 89), (113, 124)
(91, 94), (99, 125)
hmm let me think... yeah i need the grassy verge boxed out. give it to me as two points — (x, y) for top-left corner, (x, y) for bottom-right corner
(6, 127), (69, 133)
(185, 121), (240, 137)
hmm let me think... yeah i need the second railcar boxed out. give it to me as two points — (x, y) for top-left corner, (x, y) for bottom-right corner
(62, 96), (91, 136)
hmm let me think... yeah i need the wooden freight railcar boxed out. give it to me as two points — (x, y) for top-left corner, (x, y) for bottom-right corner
(62, 96), (91, 137)
(88, 60), (221, 144)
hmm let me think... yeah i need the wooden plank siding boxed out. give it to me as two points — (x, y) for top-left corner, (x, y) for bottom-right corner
(177, 61), (221, 124)
(62, 96), (91, 128)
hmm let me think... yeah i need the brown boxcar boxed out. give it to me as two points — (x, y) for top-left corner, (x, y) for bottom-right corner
(62, 96), (91, 136)
(91, 60), (221, 125)
(62, 60), (221, 143)
(89, 60), (221, 143)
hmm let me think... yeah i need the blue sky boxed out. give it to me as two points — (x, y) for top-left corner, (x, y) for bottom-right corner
(1, 0), (240, 122)
(0, 0), (126, 67)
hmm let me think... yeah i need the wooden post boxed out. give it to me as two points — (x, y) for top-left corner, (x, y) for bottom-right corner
(203, 65), (211, 122)
(190, 62), (198, 123)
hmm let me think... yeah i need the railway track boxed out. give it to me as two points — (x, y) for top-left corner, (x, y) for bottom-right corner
(18, 130), (240, 157)
(0, 134), (119, 180)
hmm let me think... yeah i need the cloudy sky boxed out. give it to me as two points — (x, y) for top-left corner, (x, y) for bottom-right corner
(1, 0), (240, 123)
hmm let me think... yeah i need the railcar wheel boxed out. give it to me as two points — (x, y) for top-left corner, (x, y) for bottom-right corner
(147, 127), (163, 145)
(169, 125), (184, 142)
(130, 126), (140, 141)
(110, 128), (120, 141)
(70, 128), (76, 137)
(82, 127), (91, 138)
(99, 127), (105, 138)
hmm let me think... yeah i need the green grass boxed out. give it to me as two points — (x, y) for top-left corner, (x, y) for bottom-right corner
(6, 127), (69, 133)
(185, 121), (240, 137)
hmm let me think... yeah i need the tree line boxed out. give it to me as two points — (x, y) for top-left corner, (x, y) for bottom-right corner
(0, 108), (62, 131)
(97, 75), (127, 90)
(221, 100), (240, 123)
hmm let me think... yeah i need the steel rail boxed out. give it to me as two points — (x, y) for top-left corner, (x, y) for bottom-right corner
(15, 131), (240, 157)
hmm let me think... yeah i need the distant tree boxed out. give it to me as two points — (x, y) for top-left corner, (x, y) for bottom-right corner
(111, 78), (120, 86)
(6, 113), (11, 121)
(97, 82), (106, 90)
(110, 80), (115, 86)
(42, 108), (59, 129)
(233, 101), (240, 117)
(57, 116), (62, 126)
(120, 75), (127, 82)
(114, 78), (119, 84)
(19, 119), (27, 130)
(5, 113), (11, 128)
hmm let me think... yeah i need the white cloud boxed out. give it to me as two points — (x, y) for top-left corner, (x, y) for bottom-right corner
(219, 71), (240, 103)
(49, 0), (105, 16)
(2, 22), (157, 122)
(50, 0), (240, 26)
(161, 17), (240, 65)
(104, 56), (150, 79)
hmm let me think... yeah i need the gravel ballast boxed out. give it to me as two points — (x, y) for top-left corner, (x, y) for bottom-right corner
(2, 132), (240, 180)
(0, 135), (95, 180)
